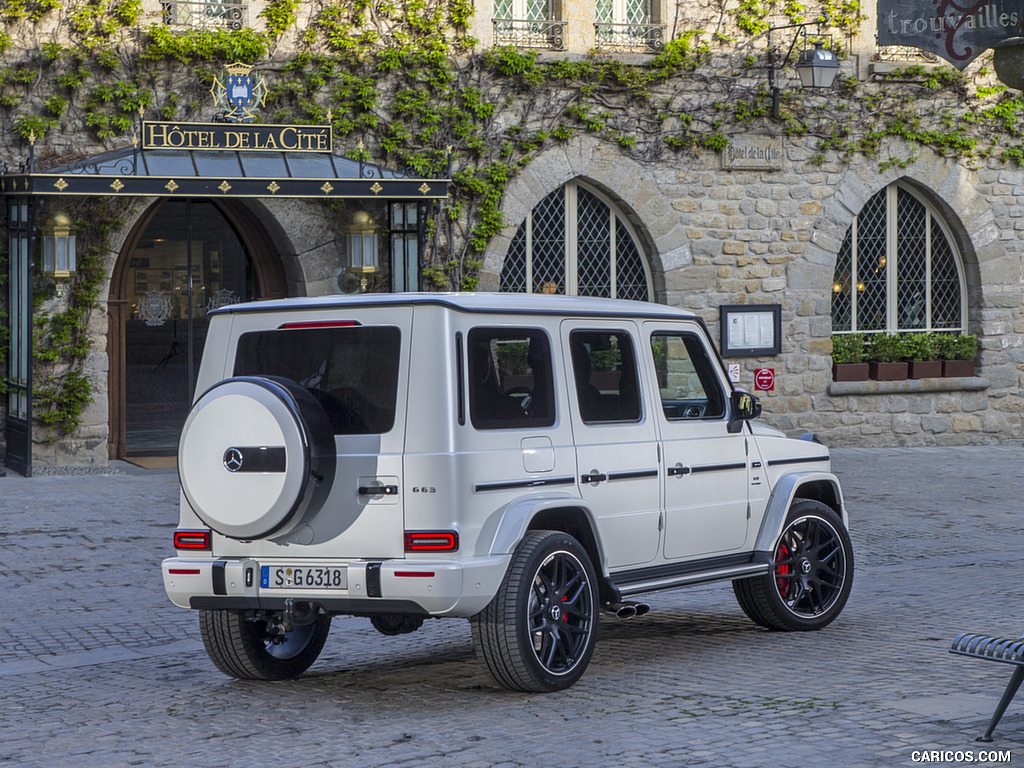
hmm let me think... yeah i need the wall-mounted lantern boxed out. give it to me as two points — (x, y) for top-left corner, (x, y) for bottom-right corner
(767, 22), (840, 120)
(793, 40), (840, 88)
(40, 211), (77, 279)
(346, 210), (380, 290)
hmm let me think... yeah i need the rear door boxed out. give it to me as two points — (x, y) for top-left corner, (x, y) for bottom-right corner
(642, 322), (751, 560)
(454, 320), (578, 548)
(560, 320), (662, 570)
(221, 306), (413, 558)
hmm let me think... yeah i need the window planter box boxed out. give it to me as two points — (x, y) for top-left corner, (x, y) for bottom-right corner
(909, 360), (942, 379)
(832, 362), (869, 382)
(869, 361), (909, 381)
(942, 359), (975, 377)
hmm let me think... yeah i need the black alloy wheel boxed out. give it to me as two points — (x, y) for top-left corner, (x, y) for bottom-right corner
(471, 530), (599, 692)
(772, 512), (848, 618)
(733, 499), (854, 631)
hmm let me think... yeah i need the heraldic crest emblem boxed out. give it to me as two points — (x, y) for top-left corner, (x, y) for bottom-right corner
(210, 62), (266, 123)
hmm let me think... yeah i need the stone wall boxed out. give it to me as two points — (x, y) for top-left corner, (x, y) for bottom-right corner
(482, 133), (1024, 447)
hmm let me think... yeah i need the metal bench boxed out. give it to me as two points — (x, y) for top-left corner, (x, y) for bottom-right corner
(950, 633), (1024, 742)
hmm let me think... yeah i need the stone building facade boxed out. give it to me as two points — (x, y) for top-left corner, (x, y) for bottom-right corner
(3, 0), (1024, 473)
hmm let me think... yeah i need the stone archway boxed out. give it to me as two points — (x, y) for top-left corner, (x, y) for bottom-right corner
(107, 198), (287, 460)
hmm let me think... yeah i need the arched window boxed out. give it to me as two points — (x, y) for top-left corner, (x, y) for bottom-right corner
(500, 181), (652, 301)
(831, 183), (966, 333)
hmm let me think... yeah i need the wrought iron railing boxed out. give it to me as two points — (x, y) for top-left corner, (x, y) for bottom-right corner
(162, 0), (247, 30)
(594, 22), (666, 53)
(492, 18), (567, 50)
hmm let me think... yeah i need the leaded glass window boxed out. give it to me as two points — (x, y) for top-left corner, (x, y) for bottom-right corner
(595, 0), (663, 52)
(162, 0), (246, 30)
(597, 0), (649, 25)
(493, 0), (564, 49)
(500, 181), (651, 301)
(495, 0), (550, 19)
(831, 183), (965, 334)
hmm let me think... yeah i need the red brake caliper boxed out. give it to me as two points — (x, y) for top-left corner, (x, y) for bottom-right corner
(775, 544), (791, 596)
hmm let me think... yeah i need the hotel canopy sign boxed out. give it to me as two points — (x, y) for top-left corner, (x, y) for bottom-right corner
(0, 114), (448, 201)
(142, 121), (333, 153)
(878, 0), (1023, 68)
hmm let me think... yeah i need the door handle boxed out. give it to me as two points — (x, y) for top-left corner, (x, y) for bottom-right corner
(358, 484), (399, 496)
(580, 472), (608, 484)
(666, 465), (691, 477)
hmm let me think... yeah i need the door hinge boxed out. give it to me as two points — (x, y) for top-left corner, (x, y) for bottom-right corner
(658, 513), (663, 532)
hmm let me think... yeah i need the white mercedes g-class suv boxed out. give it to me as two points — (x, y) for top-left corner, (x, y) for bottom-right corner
(163, 293), (853, 692)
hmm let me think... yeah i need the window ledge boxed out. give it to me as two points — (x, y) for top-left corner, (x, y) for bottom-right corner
(828, 376), (989, 396)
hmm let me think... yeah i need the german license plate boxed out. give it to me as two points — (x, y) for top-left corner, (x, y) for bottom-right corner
(260, 565), (348, 589)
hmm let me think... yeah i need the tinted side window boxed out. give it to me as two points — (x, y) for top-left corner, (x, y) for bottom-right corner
(468, 328), (555, 430)
(651, 332), (725, 419)
(234, 326), (401, 435)
(569, 330), (641, 423)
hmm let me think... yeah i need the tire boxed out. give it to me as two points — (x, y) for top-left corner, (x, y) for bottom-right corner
(369, 614), (425, 636)
(199, 609), (331, 680)
(470, 530), (599, 692)
(733, 499), (854, 631)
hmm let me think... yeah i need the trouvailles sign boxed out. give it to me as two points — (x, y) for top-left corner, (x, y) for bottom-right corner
(877, 0), (1023, 69)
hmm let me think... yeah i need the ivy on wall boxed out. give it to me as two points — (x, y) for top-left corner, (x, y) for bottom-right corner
(3, 0), (1024, 439)
(32, 198), (132, 436)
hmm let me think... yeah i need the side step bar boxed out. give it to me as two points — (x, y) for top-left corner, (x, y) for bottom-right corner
(611, 561), (772, 599)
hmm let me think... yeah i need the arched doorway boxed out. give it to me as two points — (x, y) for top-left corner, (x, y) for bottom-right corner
(108, 199), (286, 461)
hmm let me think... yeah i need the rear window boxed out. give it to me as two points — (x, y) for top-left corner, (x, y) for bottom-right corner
(234, 326), (401, 435)
(468, 328), (555, 430)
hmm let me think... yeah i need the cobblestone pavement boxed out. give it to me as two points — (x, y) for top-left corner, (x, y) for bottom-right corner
(3, 447), (1024, 767)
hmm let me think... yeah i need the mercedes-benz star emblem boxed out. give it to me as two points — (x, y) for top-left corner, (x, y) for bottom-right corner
(223, 448), (244, 472)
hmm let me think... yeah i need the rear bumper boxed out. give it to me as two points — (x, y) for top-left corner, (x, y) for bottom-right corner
(162, 554), (509, 617)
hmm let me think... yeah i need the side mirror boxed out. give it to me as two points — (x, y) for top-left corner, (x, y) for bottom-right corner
(727, 389), (762, 433)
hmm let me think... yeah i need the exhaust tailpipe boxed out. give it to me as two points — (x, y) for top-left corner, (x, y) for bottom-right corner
(603, 601), (651, 619)
(604, 602), (638, 619)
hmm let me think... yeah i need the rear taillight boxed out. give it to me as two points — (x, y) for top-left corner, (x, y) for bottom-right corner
(174, 529), (212, 550)
(404, 531), (458, 552)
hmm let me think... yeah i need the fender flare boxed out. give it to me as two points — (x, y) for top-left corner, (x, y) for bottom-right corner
(483, 492), (607, 572)
(752, 470), (847, 554)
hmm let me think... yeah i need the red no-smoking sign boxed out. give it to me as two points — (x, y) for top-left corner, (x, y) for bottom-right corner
(754, 368), (775, 391)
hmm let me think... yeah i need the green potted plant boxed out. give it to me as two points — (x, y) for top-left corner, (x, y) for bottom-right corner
(903, 332), (942, 379)
(867, 333), (909, 381)
(935, 333), (977, 377)
(831, 333), (868, 381)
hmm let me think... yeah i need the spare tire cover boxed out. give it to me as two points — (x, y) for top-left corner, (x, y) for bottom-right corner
(179, 376), (335, 539)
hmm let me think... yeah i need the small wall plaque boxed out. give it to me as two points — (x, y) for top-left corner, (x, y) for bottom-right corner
(720, 136), (784, 171)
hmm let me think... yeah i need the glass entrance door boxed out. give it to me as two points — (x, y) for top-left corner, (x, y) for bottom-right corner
(123, 200), (254, 455)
